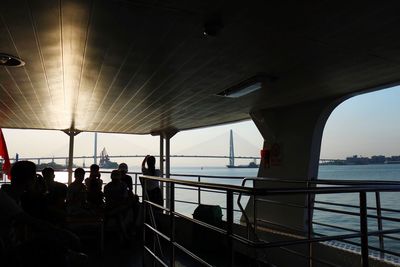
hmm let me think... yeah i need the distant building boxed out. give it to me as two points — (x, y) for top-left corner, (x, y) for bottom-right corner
(322, 155), (400, 165)
(370, 155), (386, 164)
(345, 155), (369, 165)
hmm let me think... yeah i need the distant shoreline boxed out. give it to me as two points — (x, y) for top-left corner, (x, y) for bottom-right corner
(320, 155), (400, 166)
(320, 162), (400, 166)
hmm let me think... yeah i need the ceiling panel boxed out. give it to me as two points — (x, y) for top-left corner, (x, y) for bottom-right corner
(0, 1), (399, 134)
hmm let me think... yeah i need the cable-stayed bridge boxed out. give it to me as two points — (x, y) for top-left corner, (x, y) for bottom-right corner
(5, 130), (340, 164)
(8, 155), (341, 165)
(8, 154), (343, 164)
(9, 130), (262, 164)
(9, 154), (261, 164)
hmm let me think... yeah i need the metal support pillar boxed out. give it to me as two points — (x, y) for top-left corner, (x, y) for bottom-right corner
(153, 128), (177, 210)
(63, 128), (80, 185)
(68, 133), (75, 184)
(165, 136), (171, 209)
(94, 132), (98, 164)
(160, 136), (164, 175)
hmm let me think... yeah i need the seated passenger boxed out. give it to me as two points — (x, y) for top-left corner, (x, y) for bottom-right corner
(0, 161), (83, 266)
(66, 168), (88, 214)
(42, 167), (67, 224)
(42, 167), (67, 210)
(141, 155), (163, 206)
(20, 174), (47, 220)
(84, 164), (104, 209)
(104, 170), (128, 209)
(118, 163), (134, 197)
(104, 170), (131, 241)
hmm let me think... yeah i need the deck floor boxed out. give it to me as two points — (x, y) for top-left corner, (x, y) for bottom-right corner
(85, 236), (142, 267)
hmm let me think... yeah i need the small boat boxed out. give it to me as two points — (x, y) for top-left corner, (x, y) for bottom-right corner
(226, 161), (259, 168)
(98, 148), (118, 169)
(226, 130), (259, 168)
(36, 160), (68, 171)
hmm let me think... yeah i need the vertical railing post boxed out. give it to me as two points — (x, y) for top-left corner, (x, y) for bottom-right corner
(252, 193), (257, 240)
(169, 181), (175, 267)
(252, 190), (258, 265)
(197, 176), (201, 205)
(160, 136), (164, 206)
(142, 177), (147, 267)
(375, 192), (384, 258)
(226, 190), (234, 267)
(134, 173), (138, 195)
(307, 181), (313, 267)
(360, 191), (369, 267)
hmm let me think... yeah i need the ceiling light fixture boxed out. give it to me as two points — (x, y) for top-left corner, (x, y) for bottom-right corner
(217, 75), (267, 98)
(0, 53), (25, 67)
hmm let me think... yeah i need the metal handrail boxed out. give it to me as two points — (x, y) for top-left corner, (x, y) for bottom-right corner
(140, 175), (400, 195)
(237, 177), (261, 242)
(4, 170), (400, 266)
(140, 175), (400, 267)
(315, 200), (400, 213)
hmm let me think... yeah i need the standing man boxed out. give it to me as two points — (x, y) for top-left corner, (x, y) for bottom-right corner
(118, 163), (133, 197)
(85, 164), (104, 209)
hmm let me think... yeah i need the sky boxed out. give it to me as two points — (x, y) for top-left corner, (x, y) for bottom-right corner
(320, 86), (400, 159)
(2, 85), (400, 167)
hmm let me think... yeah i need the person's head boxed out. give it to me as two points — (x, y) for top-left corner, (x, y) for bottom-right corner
(118, 163), (128, 174)
(10, 161), (36, 191)
(111, 170), (121, 181)
(146, 156), (156, 169)
(90, 164), (100, 178)
(74, 168), (85, 182)
(42, 167), (55, 182)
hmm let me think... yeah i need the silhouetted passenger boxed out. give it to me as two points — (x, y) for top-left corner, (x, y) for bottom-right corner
(141, 155), (162, 206)
(66, 168), (87, 214)
(104, 170), (131, 241)
(42, 167), (67, 209)
(41, 167), (67, 224)
(84, 164), (104, 209)
(104, 170), (128, 208)
(0, 161), (83, 266)
(118, 163), (134, 197)
(1, 161), (36, 204)
(20, 174), (47, 219)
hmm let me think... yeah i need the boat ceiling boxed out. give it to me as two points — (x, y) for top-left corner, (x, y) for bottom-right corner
(0, 1), (399, 134)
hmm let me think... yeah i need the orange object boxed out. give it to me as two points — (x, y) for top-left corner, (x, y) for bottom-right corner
(260, 149), (270, 168)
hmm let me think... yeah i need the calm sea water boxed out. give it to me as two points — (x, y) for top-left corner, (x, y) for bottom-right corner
(317, 164), (400, 253)
(52, 164), (400, 253)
